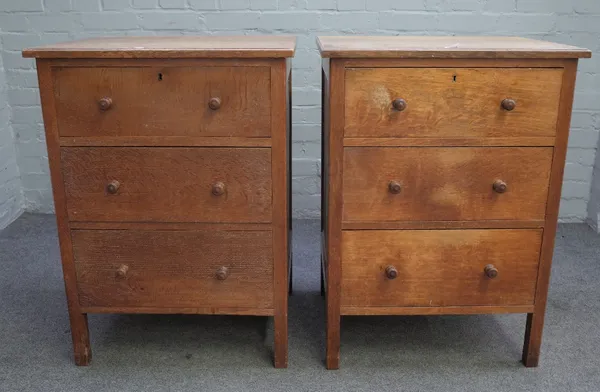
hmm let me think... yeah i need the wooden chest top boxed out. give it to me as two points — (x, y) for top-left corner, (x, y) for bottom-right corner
(23, 36), (297, 59)
(317, 36), (591, 59)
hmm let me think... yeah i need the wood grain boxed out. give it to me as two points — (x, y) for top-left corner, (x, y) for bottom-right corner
(341, 220), (545, 230)
(53, 66), (271, 138)
(43, 58), (275, 68)
(341, 229), (542, 307)
(23, 36), (297, 59)
(345, 68), (562, 138)
(343, 58), (569, 68)
(72, 230), (273, 309)
(343, 137), (555, 147)
(320, 42), (588, 370)
(523, 60), (579, 368)
(36, 59), (92, 366)
(30, 40), (293, 368)
(81, 306), (274, 315)
(271, 58), (289, 368)
(61, 147), (272, 223)
(317, 36), (591, 59)
(60, 136), (272, 147)
(343, 147), (552, 222)
(321, 60), (331, 239)
(69, 221), (271, 231)
(341, 305), (534, 316)
(325, 59), (345, 370)
(320, 61), (329, 298)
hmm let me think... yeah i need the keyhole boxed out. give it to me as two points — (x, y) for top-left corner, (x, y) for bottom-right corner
(452, 74), (457, 82)
(158, 73), (163, 81)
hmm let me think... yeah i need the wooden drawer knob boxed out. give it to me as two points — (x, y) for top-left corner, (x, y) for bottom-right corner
(208, 97), (221, 110)
(216, 266), (229, 280)
(106, 180), (120, 194)
(116, 264), (129, 279)
(492, 179), (508, 194)
(392, 98), (407, 112)
(211, 182), (225, 196)
(98, 97), (113, 111)
(484, 264), (498, 279)
(388, 180), (402, 194)
(501, 98), (516, 111)
(385, 265), (398, 280)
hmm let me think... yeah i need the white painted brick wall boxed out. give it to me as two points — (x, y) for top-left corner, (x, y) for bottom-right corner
(0, 53), (24, 229)
(0, 0), (599, 221)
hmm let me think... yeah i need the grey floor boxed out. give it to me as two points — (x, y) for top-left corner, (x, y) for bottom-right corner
(0, 214), (599, 391)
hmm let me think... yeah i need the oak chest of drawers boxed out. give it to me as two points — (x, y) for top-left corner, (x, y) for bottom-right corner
(318, 36), (590, 369)
(23, 36), (295, 368)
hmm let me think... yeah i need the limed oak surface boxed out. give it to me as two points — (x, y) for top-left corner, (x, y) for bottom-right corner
(23, 36), (297, 59)
(54, 66), (271, 138)
(345, 67), (562, 138)
(73, 230), (273, 308)
(317, 36), (591, 59)
(319, 37), (589, 370)
(61, 147), (272, 223)
(343, 147), (552, 222)
(341, 229), (542, 307)
(26, 39), (294, 368)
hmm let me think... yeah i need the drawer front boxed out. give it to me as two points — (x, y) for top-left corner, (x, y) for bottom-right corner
(53, 66), (271, 137)
(343, 147), (552, 222)
(72, 230), (273, 308)
(61, 147), (272, 223)
(341, 229), (542, 307)
(345, 68), (562, 138)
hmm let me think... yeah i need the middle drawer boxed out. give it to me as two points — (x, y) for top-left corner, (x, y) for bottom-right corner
(61, 147), (272, 223)
(343, 147), (552, 222)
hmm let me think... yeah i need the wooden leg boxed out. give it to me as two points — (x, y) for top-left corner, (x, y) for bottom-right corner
(274, 312), (288, 368)
(326, 282), (340, 369)
(69, 312), (91, 366)
(521, 60), (578, 369)
(326, 310), (340, 369)
(522, 312), (543, 367)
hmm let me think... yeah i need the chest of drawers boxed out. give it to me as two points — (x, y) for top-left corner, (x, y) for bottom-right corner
(23, 36), (295, 368)
(318, 36), (590, 369)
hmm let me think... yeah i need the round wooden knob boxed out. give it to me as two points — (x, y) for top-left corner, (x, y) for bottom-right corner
(216, 266), (229, 280)
(501, 98), (516, 111)
(492, 180), (507, 194)
(208, 97), (221, 110)
(98, 97), (112, 111)
(116, 264), (129, 279)
(388, 180), (402, 194)
(211, 182), (225, 196)
(484, 264), (498, 279)
(106, 180), (120, 194)
(392, 98), (407, 112)
(385, 265), (398, 280)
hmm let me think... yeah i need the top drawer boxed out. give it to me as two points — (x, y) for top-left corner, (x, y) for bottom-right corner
(344, 67), (563, 139)
(53, 66), (271, 138)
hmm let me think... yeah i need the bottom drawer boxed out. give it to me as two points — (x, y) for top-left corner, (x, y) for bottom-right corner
(72, 230), (273, 309)
(341, 229), (542, 307)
